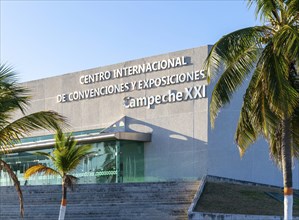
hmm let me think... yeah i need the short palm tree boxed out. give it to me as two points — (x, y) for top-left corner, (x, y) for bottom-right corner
(204, 1), (298, 219)
(24, 129), (93, 220)
(0, 63), (67, 217)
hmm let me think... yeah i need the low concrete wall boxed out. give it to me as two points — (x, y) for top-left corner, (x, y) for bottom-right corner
(190, 212), (299, 220)
(188, 175), (299, 220)
(188, 176), (207, 217)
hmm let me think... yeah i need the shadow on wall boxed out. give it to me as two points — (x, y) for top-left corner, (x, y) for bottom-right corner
(108, 116), (209, 181)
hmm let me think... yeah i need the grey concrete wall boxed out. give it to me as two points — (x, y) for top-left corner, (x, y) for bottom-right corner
(20, 46), (210, 181)
(19, 45), (298, 186)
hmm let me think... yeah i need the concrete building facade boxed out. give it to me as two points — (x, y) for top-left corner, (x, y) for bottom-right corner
(1, 45), (298, 188)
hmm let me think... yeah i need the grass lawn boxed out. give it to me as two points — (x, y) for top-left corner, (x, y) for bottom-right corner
(195, 181), (299, 216)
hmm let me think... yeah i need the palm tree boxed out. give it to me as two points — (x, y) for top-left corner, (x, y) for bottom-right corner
(24, 129), (93, 220)
(0, 63), (67, 218)
(204, 1), (298, 219)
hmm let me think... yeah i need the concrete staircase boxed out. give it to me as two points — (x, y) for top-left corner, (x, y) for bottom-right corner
(0, 181), (200, 220)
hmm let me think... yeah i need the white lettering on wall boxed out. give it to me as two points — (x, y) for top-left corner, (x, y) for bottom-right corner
(57, 70), (206, 103)
(123, 85), (207, 109)
(113, 56), (187, 79)
(56, 55), (208, 108)
(80, 71), (111, 84)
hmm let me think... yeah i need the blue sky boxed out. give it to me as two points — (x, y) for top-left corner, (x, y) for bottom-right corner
(1, 1), (260, 82)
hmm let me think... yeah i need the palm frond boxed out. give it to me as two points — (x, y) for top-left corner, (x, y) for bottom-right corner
(204, 26), (269, 127)
(285, 0), (299, 24)
(66, 145), (94, 172)
(247, 0), (282, 23)
(272, 24), (299, 60)
(250, 65), (280, 136)
(0, 64), (17, 81)
(259, 42), (299, 117)
(0, 159), (24, 218)
(24, 164), (61, 179)
(235, 106), (259, 156)
(235, 70), (260, 155)
(0, 64), (30, 115)
(0, 111), (67, 150)
(268, 125), (282, 168)
(236, 47), (297, 160)
(205, 26), (266, 83)
(52, 129), (93, 173)
(34, 151), (56, 162)
(209, 45), (258, 127)
(54, 143), (93, 173)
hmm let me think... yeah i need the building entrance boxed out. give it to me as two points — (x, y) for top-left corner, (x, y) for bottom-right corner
(0, 140), (144, 186)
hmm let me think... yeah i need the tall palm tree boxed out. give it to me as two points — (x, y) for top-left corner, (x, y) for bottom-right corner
(24, 129), (93, 220)
(204, 1), (299, 219)
(0, 63), (67, 218)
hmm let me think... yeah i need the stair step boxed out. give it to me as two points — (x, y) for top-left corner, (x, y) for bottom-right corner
(0, 181), (200, 220)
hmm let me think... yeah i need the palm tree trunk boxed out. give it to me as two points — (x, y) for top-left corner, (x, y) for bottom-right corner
(281, 118), (293, 220)
(0, 159), (24, 218)
(58, 182), (67, 220)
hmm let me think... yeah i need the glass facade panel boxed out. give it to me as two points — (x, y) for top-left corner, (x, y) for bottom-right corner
(75, 141), (117, 184)
(121, 141), (144, 183)
(0, 140), (144, 186)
